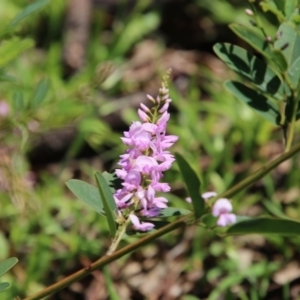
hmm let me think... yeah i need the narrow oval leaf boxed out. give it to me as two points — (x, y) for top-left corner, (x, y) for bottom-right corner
(0, 257), (18, 277)
(95, 172), (117, 237)
(159, 207), (191, 218)
(66, 179), (105, 215)
(213, 43), (285, 99)
(9, 0), (50, 28)
(31, 78), (49, 107)
(175, 153), (204, 219)
(0, 282), (10, 293)
(225, 81), (281, 125)
(227, 217), (300, 236)
(229, 24), (273, 59)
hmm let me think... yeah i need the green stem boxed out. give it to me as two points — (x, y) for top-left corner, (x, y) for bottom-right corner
(22, 141), (300, 300)
(106, 217), (130, 255)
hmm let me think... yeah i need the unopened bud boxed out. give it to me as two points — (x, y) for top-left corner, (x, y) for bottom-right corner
(245, 9), (254, 16)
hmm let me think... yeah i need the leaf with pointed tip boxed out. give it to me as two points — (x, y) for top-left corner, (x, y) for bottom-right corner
(31, 78), (49, 107)
(260, 1), (285, 22)
(95, 172), (117, 237)
(66, 179), (105, 215)
(175, 153), (204, 219)
(0, 257), (18, 277)
(227, 217), (300, 236)
(9, 0), (50, 28)
(213, 43), (285, 99)
(229, 24), (273, 59)
(225, 81), (280, 125)
(272, 49), (288, 71)
(0, 282), (10, 293)
(285, 0), (298, 19)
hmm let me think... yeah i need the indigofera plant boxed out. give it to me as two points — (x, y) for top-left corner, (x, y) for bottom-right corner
(15, 0), (300, 299)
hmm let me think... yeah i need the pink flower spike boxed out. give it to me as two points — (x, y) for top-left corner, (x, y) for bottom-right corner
(140, 103), (150, 113)
(146, 94), (155, 103)
(129, 214), (154, 231)
(138, 109), (149, 122)
(159, 102), (169, 113)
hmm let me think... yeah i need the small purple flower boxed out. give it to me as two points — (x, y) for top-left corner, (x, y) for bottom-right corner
(212, 198), (236, 227)
(129, 214), (154, 231)
(114, 83), (177, 231)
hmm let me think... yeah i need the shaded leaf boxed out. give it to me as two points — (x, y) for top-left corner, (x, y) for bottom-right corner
(272, 49), (288, 71)
(227, 217), (300, 236)
(229, 24), (273, 58)
(159, 207), (191, 218)
(0, 69), (15, 82)
(225, 81), (280, 125)
(0, 257), (18, 277)
(66, 179), (105, 215)
(95, 172), (117, 236)
(12, 90), (25, 111)
(213, 43), (285, 99)
(31, 78), (49, 107)
(260, 1), (285, 22)
(175, 153), (204, 219)
(9, 0), (50, 28)
(0, 282), (10, 293)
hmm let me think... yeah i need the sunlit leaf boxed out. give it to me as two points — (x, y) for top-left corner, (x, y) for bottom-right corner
(288, 55), (300, 89)
(95, 172), (117, 236)
(227, 217), (300, 236)
(274, 22), (300, 68)
(175, 153), (204, 219)
(0, 38), (34, 67)
(66, 179), (105, 215)
(225, 81), (281, 125)
(214, 43), (285, 99)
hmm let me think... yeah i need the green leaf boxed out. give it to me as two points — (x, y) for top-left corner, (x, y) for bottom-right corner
(0, 38), (34, 67)
(213, 43), (285, 99)
(0, 69), (16, 82)
(271, 49), (288, 71)
(260, 1), (285, 22)
(288, 55), (300, 89)
(229, 24), (273, 59)
(227, 217), (300, 236)
(159, 207), (191, 218)
(0, 282), (10, 293)
(175, 153), (204, 219)
(9, 0), (50, 28)
(274, 22), (300, 68)
(95, 172), (117, 236)
(12, 90), (25, 111)
(0, 257), (18, 277)
(66, 179), (105, 215)
(225, 81), (280, 125)
(31, 78), (49, 107)
(285, 0), (298, 19)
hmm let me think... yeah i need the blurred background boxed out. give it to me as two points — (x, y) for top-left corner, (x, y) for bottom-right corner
(1, 0), (300, 299)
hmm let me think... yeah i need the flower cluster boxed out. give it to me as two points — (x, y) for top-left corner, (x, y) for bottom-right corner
(113, 84), (178, 231)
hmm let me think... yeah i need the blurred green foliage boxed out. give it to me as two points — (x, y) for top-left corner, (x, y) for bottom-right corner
(1, 0), (300, 299)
